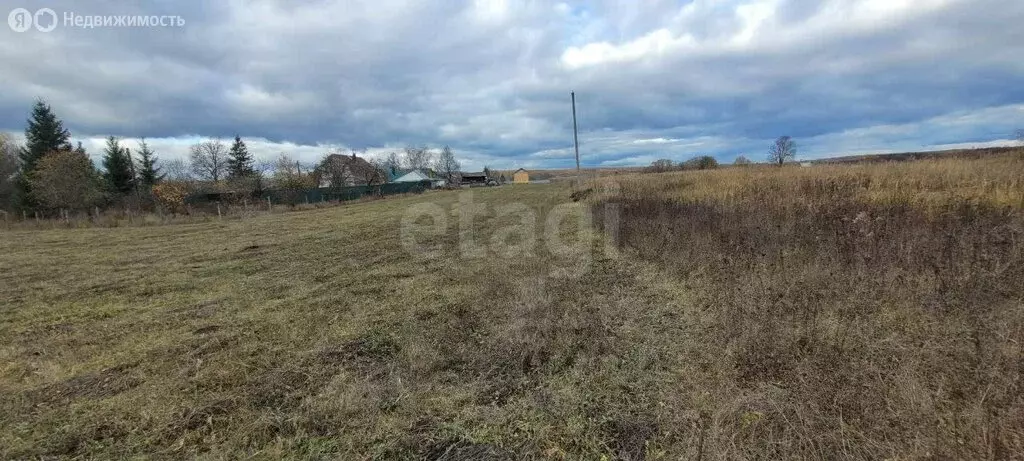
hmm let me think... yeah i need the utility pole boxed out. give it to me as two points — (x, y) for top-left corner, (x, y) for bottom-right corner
(571, 91), (581, 185)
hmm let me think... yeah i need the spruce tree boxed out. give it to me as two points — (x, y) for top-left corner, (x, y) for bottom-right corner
(16, 100), (73, 209)
(20, 100), (72, 173)
(135, 138), (164, 187)
(102, 136), (135, 194)
(227, 135), (255, 178)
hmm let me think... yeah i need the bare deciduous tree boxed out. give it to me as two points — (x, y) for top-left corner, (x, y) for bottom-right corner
(360, 158), (387, 186)
(768, 136), (796, 166)
(29, 150), (103, 211)
(403, 145), (433, 171)
(314, 152), (354, 189)
(734, 155), (752, 166)
(385, 151), (402, 176)
(1015, 129), (1024, 146)
(647, 159), (674, 173)
(189, 139), (229, 182)
(273, 154), (315, 190)
(434, 145), (460, 185)
(163, 158), (192, 181)
(0, 133), (21, 210)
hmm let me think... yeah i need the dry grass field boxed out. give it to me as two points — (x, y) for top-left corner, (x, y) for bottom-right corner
(1, 152), (1023, 459)
(590, 152), (1024, 459)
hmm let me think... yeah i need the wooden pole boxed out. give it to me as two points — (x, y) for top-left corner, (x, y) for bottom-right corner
(217, 202), (222, 219)
(571, 91), (581, 188)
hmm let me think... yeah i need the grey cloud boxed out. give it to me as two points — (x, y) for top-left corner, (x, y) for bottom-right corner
(0, 0), (1022, 169)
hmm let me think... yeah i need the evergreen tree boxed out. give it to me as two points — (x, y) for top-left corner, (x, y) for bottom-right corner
(74, 141), (87, 155)
(135, 138), (164, 187)
(227, 135), (255, 178)
(17, 100), (72, 208)
(20, 100), (72, 173)
(102, 136), (135, 194)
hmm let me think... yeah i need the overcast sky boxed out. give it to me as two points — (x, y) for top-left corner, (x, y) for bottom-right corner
(2, 0), (1023, 170)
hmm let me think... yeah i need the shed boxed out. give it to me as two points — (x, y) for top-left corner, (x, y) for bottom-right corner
(459, 172), (488, 185)
(512, 168), (529, 184)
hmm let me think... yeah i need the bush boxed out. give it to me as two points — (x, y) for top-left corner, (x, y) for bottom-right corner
(679, 155), (718, 170)
(29, 150), (104, 211)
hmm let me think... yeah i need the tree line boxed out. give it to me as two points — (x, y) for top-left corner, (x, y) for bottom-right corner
(0, 100), (469, 216)
(644, 136), (798, 173)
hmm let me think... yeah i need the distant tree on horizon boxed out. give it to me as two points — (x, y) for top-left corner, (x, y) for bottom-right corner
(680, 155), (718, 170)
(768, 136), (797, 166)
(647, 159), (674, 173)
(734, 155), (752, 166)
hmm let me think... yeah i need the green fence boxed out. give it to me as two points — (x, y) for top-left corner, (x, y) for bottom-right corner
(185, 181), (432, 206)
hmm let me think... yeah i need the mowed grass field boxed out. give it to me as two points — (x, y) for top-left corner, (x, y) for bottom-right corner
(2, 153), (1023, 459)
(1, 184), (692, 459)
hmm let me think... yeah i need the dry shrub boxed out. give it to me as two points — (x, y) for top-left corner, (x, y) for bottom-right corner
(152, 181), (192, 214)
(592, 153), (1024, 458)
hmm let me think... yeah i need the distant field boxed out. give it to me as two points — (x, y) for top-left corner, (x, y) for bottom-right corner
(1, 152), (1022, 458)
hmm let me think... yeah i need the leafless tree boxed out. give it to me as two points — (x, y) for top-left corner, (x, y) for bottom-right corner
(646, 159), (674, 173)
(734, 155), (753, 166)
(0, 133), (21, 210)
(273, 154), (315, 190)
(189, 139), (229, 182)
(315, 152), (354, 189)
(434, 145), (460, 185)
(384, 151), (402, 176)
(403, 145), (433, 171)
(163, 158), (192, 181)
(360, 158), (388, 186)
(1015, 129), (1024, 146)
(768, 136), (796, 166)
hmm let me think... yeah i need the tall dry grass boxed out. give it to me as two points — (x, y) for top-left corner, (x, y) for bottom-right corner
(592, 153), (1024, 459)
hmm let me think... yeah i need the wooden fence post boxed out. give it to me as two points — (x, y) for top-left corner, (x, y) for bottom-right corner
(267, 196), (272, 210)
(217, 202), (222, 219)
